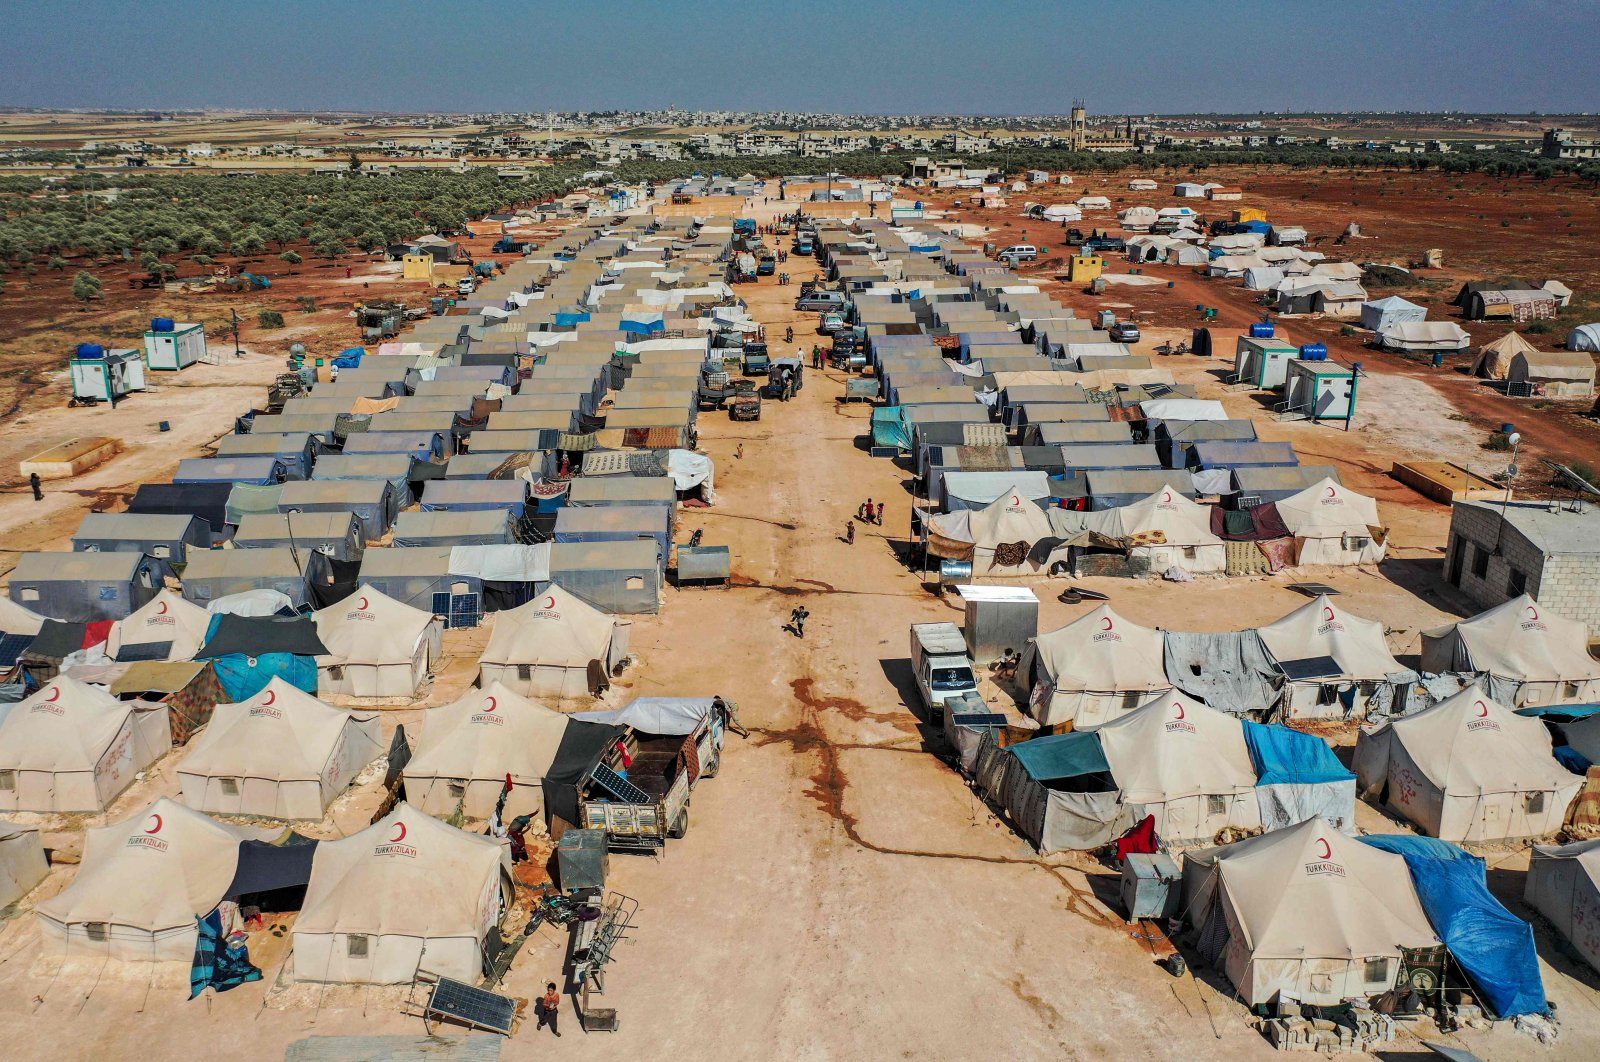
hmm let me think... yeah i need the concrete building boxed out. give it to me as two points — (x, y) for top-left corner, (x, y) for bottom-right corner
(1542, 129), (1600, 161)
(1443, 500), (1600, 638)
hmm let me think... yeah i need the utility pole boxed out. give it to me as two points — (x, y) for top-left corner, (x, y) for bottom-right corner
(231, 309), (242, 358)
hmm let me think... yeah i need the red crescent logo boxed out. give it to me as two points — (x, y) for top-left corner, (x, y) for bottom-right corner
(45, 686), (60, 703)
(156, 600), (169, 616)
(484, 696), (498, 713)
(263, 689), (276, 706)
(1010, 494), (1020, 507)
(1316, 838), (1331, 860)
(543, 595), (556, 610)
(145, 813), (163, 835)
(1475, 700), (1489, 718)
(390, 822), (408, 843)
(1525, 605), (1539, 621)
(1161, 491), (1173, 503)
(1101, 617), (1113, 631)
(1322, 606), (1335, 621)
(1326, 485), (1337, 497)
(356, 596), (369, 611)
(1173, 701), (1185, 720)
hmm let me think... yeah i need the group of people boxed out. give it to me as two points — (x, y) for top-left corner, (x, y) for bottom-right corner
(857, 499), (886, 525)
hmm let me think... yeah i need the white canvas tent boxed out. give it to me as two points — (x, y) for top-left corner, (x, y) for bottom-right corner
(1017, 604), (1170, 728)
(477, 584), (629, 698)
(177, 678), (381, 820)
(313, 586), (443, 700)
(1041, 203), (1081, 223)
(924, 488), (1067, 576)
(1471, 331), (1540, 380)
(1053, 490), (1225, 574)
(35, 798), (252, 961)
(1181, 818), (1440, 1005)
(1359, 295), (1426, 332)
(104, 588), (211, 663)
(1274, 478), (1386, 566)
(0, 824), (48, 908)
(1376, 321), (1471, 353)
(1256, 597), (1405, 720)
(0, 596), (45, 637)
(1525, 839), (1600, 975)
(1353, 688), (1581, 842)
(1421, 595), (1600, 708)
(0, 676), (170, 812)
(1096, 693), (1261, 844)
(406, 681), (570, 819)
(294, 802), (511, 984)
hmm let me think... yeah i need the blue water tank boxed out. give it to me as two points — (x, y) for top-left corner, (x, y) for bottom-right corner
(75, 343), (105, 359)
(151, 317), (175, 333)
(1249, 321), (1275, 339)
(1300, 343), (1328, 361)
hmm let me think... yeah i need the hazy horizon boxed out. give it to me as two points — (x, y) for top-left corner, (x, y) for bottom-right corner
(5, 0), (1597, 115)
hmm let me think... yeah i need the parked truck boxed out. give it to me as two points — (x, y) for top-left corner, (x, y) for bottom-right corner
(910, 622), (979, 723)
(579, 702), (725, 851)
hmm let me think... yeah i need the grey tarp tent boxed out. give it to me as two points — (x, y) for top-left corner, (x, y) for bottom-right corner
(8, 552), (171, 622)
(181, 548), (316, 610)
(232, 512), (366, 562)
(549, 540), (661, 615)
(278, 479), (396, 540)
(70, 512), (209, 565)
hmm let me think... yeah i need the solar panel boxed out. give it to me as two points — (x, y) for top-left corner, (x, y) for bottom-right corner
(1277, 655), (1344, 682)
(590, 762), (652, 804)
(426, 976), (519, 1036)
(952, 713), (1010, 727)
(1286, 582), (1342, 598)
(0, 632), (36, 667)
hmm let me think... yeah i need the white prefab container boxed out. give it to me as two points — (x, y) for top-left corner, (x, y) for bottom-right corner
(143, 322), (207, 370)
(71, 349), (146, 402)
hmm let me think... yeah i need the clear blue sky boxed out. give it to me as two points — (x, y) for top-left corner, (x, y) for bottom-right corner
(5, 0), (1596, 114)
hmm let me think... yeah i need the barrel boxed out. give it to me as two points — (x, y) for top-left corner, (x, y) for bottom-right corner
(1300, 343), (1328, 361)
(75, 343), (105, 359)
(150, 317), (175, 333)
(1249, 321), (1275, 339)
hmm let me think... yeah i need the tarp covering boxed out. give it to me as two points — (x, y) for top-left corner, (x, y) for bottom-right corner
(190, 907), (263, 997)
(572, 697), (715, 736)
(1243, 721), (1358, 833)
(196, 615), (328, 660)
(1525, 839), (1600, 975)
(1008, 730), (1109, 781)
(1360, 835), (1546, 1019)
(1162, 630), (1280, 715)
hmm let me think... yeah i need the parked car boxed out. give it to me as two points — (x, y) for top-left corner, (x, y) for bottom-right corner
(997, 244), (1038, 262)
(1109, 321), (1141, 343)
(818, 311), (847, 335)
(795, 290), (847, 312)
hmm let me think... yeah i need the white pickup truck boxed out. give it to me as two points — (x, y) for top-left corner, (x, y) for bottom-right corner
(910, 622), (979, 723)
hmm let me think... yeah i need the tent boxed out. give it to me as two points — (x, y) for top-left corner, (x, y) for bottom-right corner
(1359, 295), (1426, 333)
(1274, 478), (1386, 566)
(1566, 323), (1600, 353)
(294, 803), (511, 985)
(1353, 687), (1582, 842)
(1017, 605), (1171, 728)
(1421, 595), (1600, 708)
(1363, 835), (1546, 1020)
(1242, 721), (1357, 834)
(0, 824), (48, 909)
(1095, 693), (1261, 844)
(71, 512), (210, 565)
(1525, 838), (1600, 975)
(36, 798), (255, 961)
(477, 584), (629, 698)
(1181, 818), (1440, 1006)
(1377, 321), (1471, 353)
(1470, 331), (1539, 380)
(0, 676), (170, 812)
(973, 730), (1125, 853)
(1508, 349), (1596, 399)
(1051, 489), (1226, 574)
(8, 551), (170, 622)
(312, 586), (442, 700)
(177, 678), (381, 820)
(923, 488), (1067, 576)
(405, 681), (623, 822)
(104, 588), (211, 663)
(1256, 596), (1406, 720)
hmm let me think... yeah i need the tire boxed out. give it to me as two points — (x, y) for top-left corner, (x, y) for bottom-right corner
(668, 807), (689, 839)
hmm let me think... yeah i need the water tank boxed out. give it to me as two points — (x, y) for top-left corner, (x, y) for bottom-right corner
(150, 317), (175, 333)
(1249, 321), (1275, 339)
(1300, 343), (1328, 362)
(288, 341), (307, 358)
(75, 343), (105, 359)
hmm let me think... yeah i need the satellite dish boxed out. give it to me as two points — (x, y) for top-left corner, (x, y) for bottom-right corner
(1506, 463), (1520, 478)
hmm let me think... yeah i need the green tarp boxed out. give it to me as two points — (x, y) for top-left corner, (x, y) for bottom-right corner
(871, 405), (912, 450)
(1009, 731), (1109, 782)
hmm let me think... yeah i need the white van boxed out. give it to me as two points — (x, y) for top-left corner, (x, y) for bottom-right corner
(998, 244), (1038, 262)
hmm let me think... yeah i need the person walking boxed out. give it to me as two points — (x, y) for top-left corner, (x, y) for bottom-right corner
(875, 501), (886, 526)
(29, 472), (42, 502)
(789, 605), (810, 639)
(536, 982), (562, 1037)
(846, 522), (855, 545)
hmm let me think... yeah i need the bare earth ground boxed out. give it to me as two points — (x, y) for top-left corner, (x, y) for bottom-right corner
(0, 181), (1596, 1059)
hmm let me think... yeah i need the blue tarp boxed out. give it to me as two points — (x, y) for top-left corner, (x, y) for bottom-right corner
(1516, 703), (1600, 719)
(871, 406), (913, 450)
(1242, 722), (1355, 786)
(1555, 745), (1592, 773)
(332, 347), (365, 369)
(210, 653), (316, 701)
(621, 317), (665, 334)
(1009, 731), (1110, 782)
(1360, 835), (1546, 1019)
(190, 908), (262, 998)
(554, 312), (591, 327)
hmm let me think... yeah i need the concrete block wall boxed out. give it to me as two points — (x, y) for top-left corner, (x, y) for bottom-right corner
(1541, 554), (1600, 638)
(1445, 504), (1600, 638)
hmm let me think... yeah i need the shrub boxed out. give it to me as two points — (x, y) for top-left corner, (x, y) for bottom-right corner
(258, 310), (285, 329)
(279, 250), (302, 266)
(296, 296), (317, 314)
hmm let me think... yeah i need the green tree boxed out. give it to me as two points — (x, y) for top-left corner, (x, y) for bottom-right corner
(71, 270), (102, 303)
(279, 249), (302, 265)
(140, 250), (161, 272)
(47, 255), (68, 271)
(237, 229), (267, 256)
